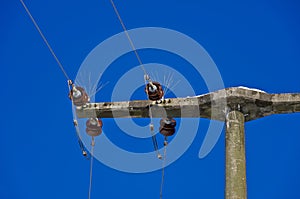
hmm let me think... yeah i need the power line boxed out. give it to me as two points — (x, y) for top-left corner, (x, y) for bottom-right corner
(108, 0), (161, 158)
(108, 0), (148, 77)
(20, 0), (71, 81)
(160, 140), (168, 199)
(88, 137), (95, 199)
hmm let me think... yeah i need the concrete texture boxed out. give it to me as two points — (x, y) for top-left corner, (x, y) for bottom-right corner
(76, 87), (300, 122)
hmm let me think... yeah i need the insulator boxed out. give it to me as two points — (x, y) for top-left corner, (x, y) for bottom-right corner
(145, 81), (164, 101)
(69, 86), (89, 106)
(86, 118), (103, 137)
(159, 118), (176, 137)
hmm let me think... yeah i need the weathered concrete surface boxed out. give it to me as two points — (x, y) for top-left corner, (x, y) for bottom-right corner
(76, 87), (300, 122)
(226, 111), (247, 199)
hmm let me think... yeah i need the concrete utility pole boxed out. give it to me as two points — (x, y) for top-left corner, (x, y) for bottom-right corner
(76, 87), (300, 199)
(226, 111), (247, 199)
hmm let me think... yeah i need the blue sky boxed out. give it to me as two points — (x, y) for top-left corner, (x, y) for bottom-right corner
(1, 0), (300, 198)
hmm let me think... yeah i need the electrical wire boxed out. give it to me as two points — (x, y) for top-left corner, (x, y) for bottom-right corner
(160, 140), (168, 199)
(20, 2), (96, 198)
(109, 0), (148, 76)
(108, 0), (161, 158)
(20, 0), (71, 81)
(74, 123), (89, 158)
(21, 1), (168, 198)
(88, 137), (95, 199)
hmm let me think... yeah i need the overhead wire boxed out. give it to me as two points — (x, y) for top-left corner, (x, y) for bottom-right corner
(160, 139), (168, 199)
(74, 120), (89, 157)
(109, 0), (148, 77)
(22, 1), (170, 198)
(109, 3), (171, 196)
(88, 137), (95, 199)
(20, 0), (89, 158)
(20, 1), (96, 199)
(20, 0), (71, 81)
(108, 0), (162, 158)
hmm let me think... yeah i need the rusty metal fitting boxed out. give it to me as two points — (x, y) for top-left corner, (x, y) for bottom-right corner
(86, 118), (103, 137)
(67, 79), (73, 86)
(159, 117), (176, 137)
(144, 74), (150, 81)
(73, 120), (78, 126)
(145, 81), (164, 101)
(164, 141), (168, 146)
(82, 150), (87, 156)
(157, 154), (163, 159)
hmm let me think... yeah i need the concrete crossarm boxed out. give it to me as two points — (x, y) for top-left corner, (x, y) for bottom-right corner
(76, 87), (300, 122)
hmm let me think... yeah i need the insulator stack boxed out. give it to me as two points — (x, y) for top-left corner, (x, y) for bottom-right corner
(145, 81), (164, 101)
(86, 118), (103, 137)
(159, 118), (176, 137)
(69, 86), (90, 106)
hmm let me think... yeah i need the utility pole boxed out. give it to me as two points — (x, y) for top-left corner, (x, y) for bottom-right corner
(226, 110), (247, 199)
(76, 87), (300, 199)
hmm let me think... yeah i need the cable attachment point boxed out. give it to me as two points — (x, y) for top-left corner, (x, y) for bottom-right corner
(82, 150), (88, 157)
(164, 139), (168, 147)
(144, 74), (151, 81)
(73, 120), (78, 126)
(149, 123), (163, 159)
(157, 154), (163, 159)
(67, 79), (73, 86)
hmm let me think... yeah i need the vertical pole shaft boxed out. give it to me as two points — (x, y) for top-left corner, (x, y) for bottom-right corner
(225, 111), (247, 199)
